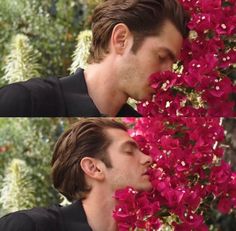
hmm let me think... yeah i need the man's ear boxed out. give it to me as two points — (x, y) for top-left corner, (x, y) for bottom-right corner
(80, 157), (104, 180)
(110, 23), (132, 55)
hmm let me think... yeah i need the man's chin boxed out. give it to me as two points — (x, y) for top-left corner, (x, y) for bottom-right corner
(142, 93), (154, 102)
(131, 91), (154, 102)
(135, 183), (153, 192)
(143, 88), (155, 101)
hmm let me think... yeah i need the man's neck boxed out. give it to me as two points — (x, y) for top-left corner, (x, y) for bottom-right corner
(84, 62), (128, 116)
(82, 189), (118, 231)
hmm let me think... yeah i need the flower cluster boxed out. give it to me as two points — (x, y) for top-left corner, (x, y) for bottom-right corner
(138, 0), (236, 116)
(113, 118), (236, 230)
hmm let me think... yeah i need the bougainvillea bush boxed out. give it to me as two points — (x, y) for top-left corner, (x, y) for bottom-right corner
(138, 0), (236, 117)
(113, 118), (236, 230)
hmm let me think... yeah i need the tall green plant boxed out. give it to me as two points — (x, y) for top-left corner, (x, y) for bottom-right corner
(0, 0), (85, 83)
(0, 158), (35, 213)
(2, 34), (41, 83)
(70, 30), (92, 73)
(0, 118), (67, 215)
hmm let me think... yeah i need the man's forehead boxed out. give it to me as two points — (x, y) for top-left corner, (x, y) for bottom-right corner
(150, 21), (183, 56)
(105, 127), (134, 144)
(105, 127), (129, 137)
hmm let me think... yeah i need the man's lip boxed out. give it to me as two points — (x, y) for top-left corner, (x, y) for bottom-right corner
(142, 166), (154, 176)
(142, 170), (150, 176)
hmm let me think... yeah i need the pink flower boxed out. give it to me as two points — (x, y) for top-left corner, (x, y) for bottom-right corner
(113, 187), (138, 228)
(182, 190), (201, 210)
(207, 77), (233, 98)
(160, 135), (179, 149)
(219, 50), (236, 69)
(188, 13), (212, 32)
(218, 197), (232, 214)
(164, 188), (184, 208)
(114, 117), (236, 229)
(200, 0), (221, 10)
(137, 0), (236, 116)
(180, 211), (205, 229)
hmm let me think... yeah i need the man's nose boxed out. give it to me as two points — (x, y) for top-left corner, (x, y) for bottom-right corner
(140, 151), (152, 165)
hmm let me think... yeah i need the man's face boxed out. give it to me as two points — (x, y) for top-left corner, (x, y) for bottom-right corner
(117, 20), (183, 101)
(103, 128), (153, 192)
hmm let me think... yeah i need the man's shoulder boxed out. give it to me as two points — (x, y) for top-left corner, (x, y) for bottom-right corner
(59, 69), (102, 116)
(0, 76), (65, 116)
(0, 205), (61, 231)
(0, 70), (88, 116)
(0, 76), (60, 92)
(0, 201), (92, 231)
(0, 212), (35, 231)
(12, 76), (61, 97)
(0, 83), (32, 116)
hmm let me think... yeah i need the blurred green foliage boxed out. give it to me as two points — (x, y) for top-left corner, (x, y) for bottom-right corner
(0, 0), (99, 86)
(0, 158), (36, 213)
(0, 118), (71, 216)
(2, 34), (42, 83)
(70, 29), (92, 73)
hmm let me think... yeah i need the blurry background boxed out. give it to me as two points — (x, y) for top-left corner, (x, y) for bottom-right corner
(0, 0), (102, 86)
(0, 118), (81, 216)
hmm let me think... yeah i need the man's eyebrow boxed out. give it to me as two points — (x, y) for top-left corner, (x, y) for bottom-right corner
(121, 140), (139, 149)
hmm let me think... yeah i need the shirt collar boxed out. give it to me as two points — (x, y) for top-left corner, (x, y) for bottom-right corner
(60, 200), (92, 231)
(60, 68), (141, 117)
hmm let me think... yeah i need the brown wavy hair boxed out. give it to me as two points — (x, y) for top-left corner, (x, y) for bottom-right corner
(51, 118), (127, 201)
(88, 0), (189, 63)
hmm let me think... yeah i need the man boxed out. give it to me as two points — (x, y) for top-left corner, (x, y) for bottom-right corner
(0, 118), (153, 231)
(0, 0), (189, 116)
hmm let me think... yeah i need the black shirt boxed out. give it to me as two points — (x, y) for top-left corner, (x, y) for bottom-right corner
(0, 201), (92, 231)
(0, 69), (141, 117)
